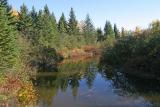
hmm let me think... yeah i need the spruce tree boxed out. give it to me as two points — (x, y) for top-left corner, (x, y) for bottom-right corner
(114, 24), (119, 39)
(30, 6), (37, 24)
(0, 5), (18, 72)
(58, 13), (68, 33)
(18, 4), (32, 38)
(104, 21), (114, 38)
(83, 14), (95, 35)
(83, 14), (96, 44)
(68, 7), (79, 35)
(121, 27), (125, 37)
(0, 0), (8, 8)
(38, 5), (58, 47)
(97, 28), (104, 42)
(29, 6), (39, 44)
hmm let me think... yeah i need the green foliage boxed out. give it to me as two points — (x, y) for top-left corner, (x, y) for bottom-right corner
(121, 27), (125, 37)
(68, 7), (79, 35)
(17, 4), (32, 38)
(97, 28), (104, 42)
(83, 14), (96, 44)
(0, 5), (19, 72)
(150, 20), (160, 35)
(114, 24), (119, 38)
(58, 13), (68, 33)
(101, 22), (160, 78)
(104, 21), (114, 38)
(0, 0), (8, 8)
(30, 46), (63, 72)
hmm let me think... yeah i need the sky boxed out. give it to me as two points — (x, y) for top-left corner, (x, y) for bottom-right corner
(8, 0), (160, 30)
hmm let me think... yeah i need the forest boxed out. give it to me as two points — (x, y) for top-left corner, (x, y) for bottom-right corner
(0, 0), (160, 106)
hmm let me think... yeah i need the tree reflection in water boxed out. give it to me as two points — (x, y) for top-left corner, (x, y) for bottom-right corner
(31, 57), (160, 107)
(100, 63), (160, 107)
(32, 58), (98, 106)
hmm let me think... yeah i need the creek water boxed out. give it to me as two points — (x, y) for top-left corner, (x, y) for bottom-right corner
(32, 57), (160, 107)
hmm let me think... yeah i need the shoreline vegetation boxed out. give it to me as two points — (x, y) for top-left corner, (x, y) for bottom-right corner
(0, 0), (160, 106)
(100, 21), (160, 80)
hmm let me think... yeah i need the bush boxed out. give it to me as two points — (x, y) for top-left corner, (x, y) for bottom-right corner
(100, 28), (160, 78)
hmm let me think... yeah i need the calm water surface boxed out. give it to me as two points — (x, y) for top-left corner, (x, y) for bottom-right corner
(32, 58), (160, 107)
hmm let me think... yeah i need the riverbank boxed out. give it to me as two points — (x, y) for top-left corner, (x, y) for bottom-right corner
(0, 45), (101, 106)
(0, 71), (37, 106)
(58, 45), (101, 59)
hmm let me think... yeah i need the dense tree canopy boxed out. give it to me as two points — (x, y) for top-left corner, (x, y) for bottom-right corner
(0, 3), (18, 72)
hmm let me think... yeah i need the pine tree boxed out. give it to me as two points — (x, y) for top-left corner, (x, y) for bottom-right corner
(58, 13), (68, 33)
(0, 5), (18, 72)
(114, 24), (119, 39)
(68, 7), (79, 35)
(104, 21), (114, 38)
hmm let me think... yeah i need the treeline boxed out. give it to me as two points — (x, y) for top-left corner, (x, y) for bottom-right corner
(100, 20), (160, 79)
(0, 0), (126, 73)
(18, 5), (98, 50)
(17, 3), (124, 50)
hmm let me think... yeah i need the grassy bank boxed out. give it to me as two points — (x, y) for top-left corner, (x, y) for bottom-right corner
(58, 44), (101, 59)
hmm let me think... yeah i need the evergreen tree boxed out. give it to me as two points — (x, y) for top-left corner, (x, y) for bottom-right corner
(50, 12), (58, 33)
(104, 21), (114, 38)
(114, 24), (119, 38)
(38, 5), (58, 47)
(58, 13), (68, 33)
(121, 27), (125, 37)
(97, 28), (104, 42)
(83, 14), (96, 44)
(0, 5), (18, 72)
(44, 5), (50, 15)
(0, 0), (8, 8)
(30, 6), (37, 24)
(18, 4), (32, 38)
(68, 7), (79, 35)
(29, 6), (40, 44)
(83, 14), (95, 35)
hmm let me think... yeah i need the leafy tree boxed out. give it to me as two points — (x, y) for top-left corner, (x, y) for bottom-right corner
(58, 13), (68, 33)
(68, 7), (79, 35)
(114, 24), (119, 38)
(104, 21), (114, 38)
